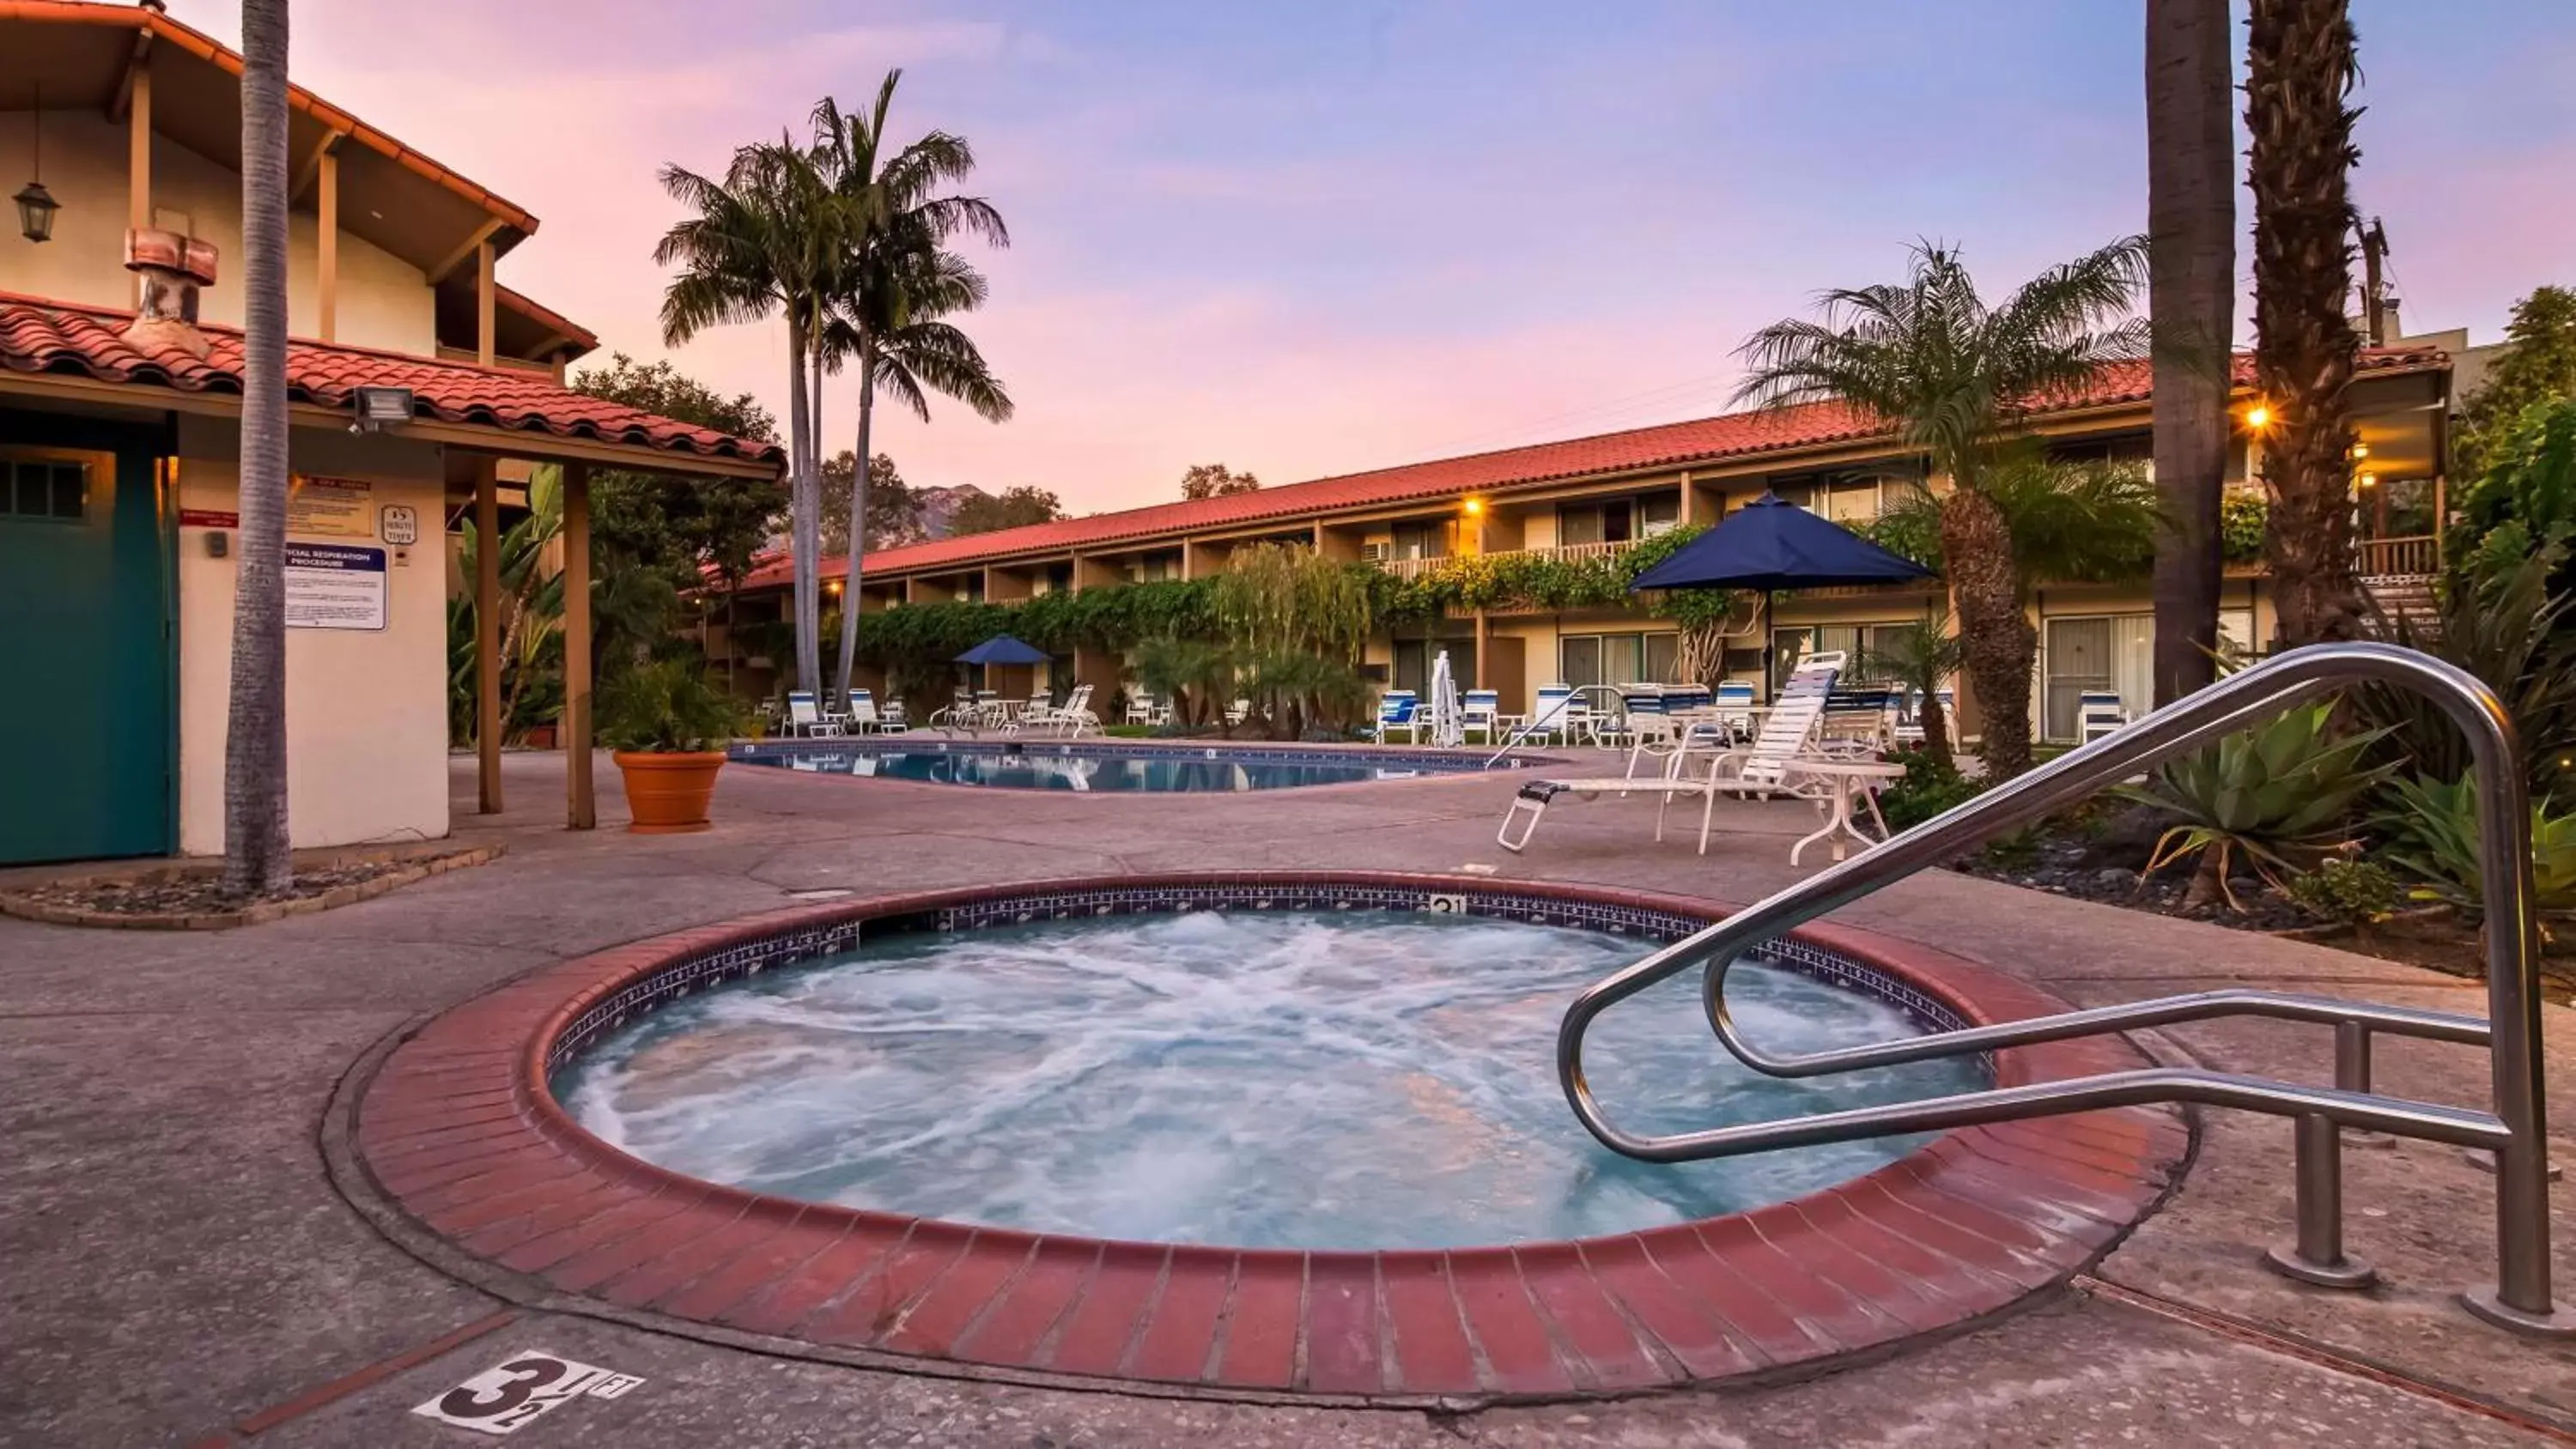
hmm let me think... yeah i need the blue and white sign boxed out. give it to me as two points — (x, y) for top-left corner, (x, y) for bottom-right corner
(283, 542), (387, 631)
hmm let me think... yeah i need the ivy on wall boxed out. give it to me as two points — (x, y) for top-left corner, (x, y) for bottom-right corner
(1372, 525), (1738, 629)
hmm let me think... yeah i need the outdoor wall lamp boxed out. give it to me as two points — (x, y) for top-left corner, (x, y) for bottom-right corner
(350, 386), (416, 433)
(1461, 496), (1485, 517)
(2242, 403), (2273, 432)
(16, 88), (58, 243)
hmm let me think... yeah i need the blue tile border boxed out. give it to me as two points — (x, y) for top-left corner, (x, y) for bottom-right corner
(544, 881), (1981, 1084)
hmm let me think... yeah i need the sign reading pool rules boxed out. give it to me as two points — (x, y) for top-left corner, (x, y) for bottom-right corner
(283, 542), (388, 631)
(412, 1350), (642, 1436)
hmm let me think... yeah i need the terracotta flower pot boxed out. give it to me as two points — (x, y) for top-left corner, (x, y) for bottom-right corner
(612, 750), (727, 834)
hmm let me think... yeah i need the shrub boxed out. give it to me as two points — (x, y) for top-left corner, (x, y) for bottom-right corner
(2283, 857), (2404, 925)
(595, 658), (747, 753)
(1876, 747), (1988, 833)
(2379, 773), (2576, 921)
(2117, 703), (2393, 911)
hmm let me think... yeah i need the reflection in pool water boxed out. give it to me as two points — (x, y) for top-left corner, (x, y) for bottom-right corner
(732, 743), (1479, 792)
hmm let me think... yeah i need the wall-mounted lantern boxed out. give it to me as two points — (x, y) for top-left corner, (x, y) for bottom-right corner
(15, 87), (58, 243)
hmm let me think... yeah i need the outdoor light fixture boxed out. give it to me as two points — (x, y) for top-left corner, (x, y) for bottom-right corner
(2243, 403), (2273, 431)
(2350, 442), (2370, 460)
(2357, 470), (2378, 489)
(349, 385), (415, 433)
(15, 86), (58, 243)
(1461, 496), (1485, 517)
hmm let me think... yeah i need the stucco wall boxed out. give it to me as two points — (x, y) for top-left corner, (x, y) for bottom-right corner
(4, 110), (434, 355)
(173, 418), (449, 854)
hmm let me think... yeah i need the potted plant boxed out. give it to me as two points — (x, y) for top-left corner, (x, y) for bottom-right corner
(596, 659), (749, 834)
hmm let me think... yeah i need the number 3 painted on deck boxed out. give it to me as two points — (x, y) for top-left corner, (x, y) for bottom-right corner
(437, 1356), (568, 1420)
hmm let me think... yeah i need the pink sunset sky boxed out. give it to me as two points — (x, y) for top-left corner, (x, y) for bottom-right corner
(165, 0), (2576, 515)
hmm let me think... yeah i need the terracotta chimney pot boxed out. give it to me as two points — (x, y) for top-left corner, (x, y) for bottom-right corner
(123, 227), (217, 361)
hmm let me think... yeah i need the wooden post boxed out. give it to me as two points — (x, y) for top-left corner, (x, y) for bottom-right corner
(474, 457), (504, 813)
(562, 462), (596, 829)
(128, 58), (151, 306)
(476, 240), (496, 367)
(1473, 609), (1491, 690)
(315, 147), (338, 342)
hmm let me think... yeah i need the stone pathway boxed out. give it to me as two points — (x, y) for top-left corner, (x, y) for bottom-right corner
(3, 750), (2571, 1446)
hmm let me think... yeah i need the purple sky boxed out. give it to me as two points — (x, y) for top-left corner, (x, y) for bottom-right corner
(168, 0), (2574, 513)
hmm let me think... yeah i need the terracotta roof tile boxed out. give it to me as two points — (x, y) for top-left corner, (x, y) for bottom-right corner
(739, 346), (2442, 591)
(0, 294), (781, 466)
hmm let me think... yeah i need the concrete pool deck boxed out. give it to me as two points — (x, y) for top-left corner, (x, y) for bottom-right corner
(4, 750), (2573, 1446)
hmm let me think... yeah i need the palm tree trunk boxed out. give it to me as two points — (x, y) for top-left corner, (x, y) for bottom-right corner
(833, 345), (876, 697)
(2148, 0), (2234, 701)
(785, 313), (823, 695)
(1917, 694), (1952, 771)
(223, 0), (293, 897)
(1940, 488), (2038, 779)
(2247, 0), (2364, 646)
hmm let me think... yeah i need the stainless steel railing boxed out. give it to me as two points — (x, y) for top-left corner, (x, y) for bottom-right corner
(1557, 642), (2569, 1338)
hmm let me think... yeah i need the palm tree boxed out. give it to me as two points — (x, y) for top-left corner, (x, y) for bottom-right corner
(223, 0), (292, 897)
(1859, 609), (1964, 770)
(2146, 0), (2236, 702)
(655, 142), (834, 695)
(2246, 0), (2365, 646)
(1736, 240), (2149, 778)
(810, 76), (1014, 697)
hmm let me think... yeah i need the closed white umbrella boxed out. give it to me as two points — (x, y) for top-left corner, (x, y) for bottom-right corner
(1426, 649), (1466, 748)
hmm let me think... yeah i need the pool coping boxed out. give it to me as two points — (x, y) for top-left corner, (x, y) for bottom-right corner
(342, 871), (2190, 1408)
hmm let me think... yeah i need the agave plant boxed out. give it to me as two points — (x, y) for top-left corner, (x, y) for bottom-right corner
(2379, 773), (2576, 925)
(2117, 702), (2394, 910)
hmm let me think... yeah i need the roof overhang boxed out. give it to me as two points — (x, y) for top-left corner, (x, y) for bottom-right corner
(1, 2), (540, 279)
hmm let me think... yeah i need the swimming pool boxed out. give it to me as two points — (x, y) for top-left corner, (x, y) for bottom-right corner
(730, 738), (1533, 791)
(556, 905), (1981, 1250)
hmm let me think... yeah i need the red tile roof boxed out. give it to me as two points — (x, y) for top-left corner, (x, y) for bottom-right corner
(741, 347), (2444, 591)
(0, 295), (781, 467)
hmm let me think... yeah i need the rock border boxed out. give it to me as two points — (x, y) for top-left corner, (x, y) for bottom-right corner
(0, 844), (505, 930)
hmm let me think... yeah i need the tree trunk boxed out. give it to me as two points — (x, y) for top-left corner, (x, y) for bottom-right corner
(1939, 488), (2038, 779)
(785, 313), (823, 696)
(1917, 694), (1953, 771)
(2247, 0), (2364, 647)
(2147, 0), (2234, 701)
(223, 0), (293, 898)
(834, 350), (876, 697)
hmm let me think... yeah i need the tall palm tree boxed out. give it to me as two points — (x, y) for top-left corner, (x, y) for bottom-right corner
(223, 0), (292, 897)
(810, 75), (1014, 697)
(2246, 0), (2365, 646)
(656, 142), (834, 694)
(2146, 0), (2235, 702)
(1736, 240), (2149, 777)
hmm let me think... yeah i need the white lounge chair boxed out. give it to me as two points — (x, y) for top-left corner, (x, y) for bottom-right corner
(1019, 683), (1097, 738)
(785, 691), (842, 738)
(2078, 690), (2130, 743)
(1461, 689), (1503, 744)
(1498, 659), (1844, 856)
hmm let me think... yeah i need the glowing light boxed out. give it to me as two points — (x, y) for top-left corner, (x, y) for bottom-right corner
(2357, 470), (2377, 488)
(2244, 403), (2273, 431)
(2350, 442), (2370, 460)
(1461, 497), (1485, 517)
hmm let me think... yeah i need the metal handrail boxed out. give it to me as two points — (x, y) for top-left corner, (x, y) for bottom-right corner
(1557, 641), (2567, 1337)
(1482, 683), (1624, 767)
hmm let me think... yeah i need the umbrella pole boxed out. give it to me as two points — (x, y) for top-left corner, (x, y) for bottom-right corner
(1761, 590), (1775, 704)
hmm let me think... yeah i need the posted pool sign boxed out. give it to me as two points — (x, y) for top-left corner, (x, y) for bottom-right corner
(283, 542), (388, 631)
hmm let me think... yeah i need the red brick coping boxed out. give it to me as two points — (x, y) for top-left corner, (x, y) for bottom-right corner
(353, 872), (2187, 1404)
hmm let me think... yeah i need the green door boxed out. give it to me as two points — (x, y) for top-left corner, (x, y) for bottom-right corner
(0, 409), (174, 864)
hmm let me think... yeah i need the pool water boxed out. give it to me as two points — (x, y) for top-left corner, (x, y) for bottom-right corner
(556, 911), (1980, 1250)
(737, 745), (1466, 791)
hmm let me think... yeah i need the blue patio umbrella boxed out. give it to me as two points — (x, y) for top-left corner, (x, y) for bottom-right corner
(954, 634), (1053, 667)
(1629, 491), (1935, 696)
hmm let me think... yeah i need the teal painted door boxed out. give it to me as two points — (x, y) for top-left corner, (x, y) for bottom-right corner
(0, 409), (174, 864)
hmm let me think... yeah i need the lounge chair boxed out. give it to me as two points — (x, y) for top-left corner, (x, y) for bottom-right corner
(1125, 691), (1165, 727)
(1498, 659), (1844, 856)
(848, 689), (907, 735)
(1713, 681), (1758, 740)
(1370, 690), (1421, 744)
(1224, 698), (1251, 728)
(1526, 685), (1577, 745)
(784, 691), (843, 738)
(2078, 690), (2130, 743)
(1019, 683), (1097, 738)
(1461, 689), (1503, 744)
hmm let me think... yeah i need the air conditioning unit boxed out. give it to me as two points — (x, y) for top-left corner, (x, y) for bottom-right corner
(1359, 542), (1391, 562)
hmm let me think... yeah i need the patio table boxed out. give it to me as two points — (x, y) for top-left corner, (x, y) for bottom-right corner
(1780, 757), (1905, 865)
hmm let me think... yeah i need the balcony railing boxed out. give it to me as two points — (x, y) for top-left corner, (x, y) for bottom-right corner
(2356, 534), (2439, 579)
(1372, 537), (1641, 581)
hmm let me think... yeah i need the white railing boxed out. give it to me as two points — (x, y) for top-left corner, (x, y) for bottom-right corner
(1372, 537), (1643, 581)
(2356, 534), (2439, 579)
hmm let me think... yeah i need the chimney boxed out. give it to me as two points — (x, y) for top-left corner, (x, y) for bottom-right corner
(2381, 295), (2403, 346)
(123, 227), (217, 361)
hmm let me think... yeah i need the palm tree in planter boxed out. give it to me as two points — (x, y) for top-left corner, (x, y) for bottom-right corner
(1736, 239), (2149, 778)
(1859, 608), (1965, 770)
(596, 659), (749, 834)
